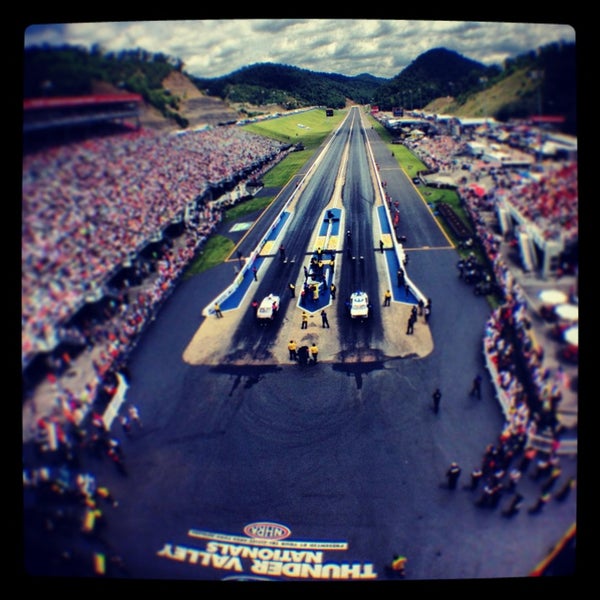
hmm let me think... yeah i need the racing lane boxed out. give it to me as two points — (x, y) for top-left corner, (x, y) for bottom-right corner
(337, 113), (385, 359)
(223, 108), (390, 365)
(224, 113), (350, 362)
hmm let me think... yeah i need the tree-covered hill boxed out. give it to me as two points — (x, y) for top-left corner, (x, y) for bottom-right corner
(23, 40), (576, 134)
(375, 43), (576, 134)
(372, 47), (500, 110)
(23, 44), (192, 128)
(190, 62), (386, 109)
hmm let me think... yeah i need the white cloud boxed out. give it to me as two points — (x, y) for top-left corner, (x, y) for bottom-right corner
(24, 19), (576, 79)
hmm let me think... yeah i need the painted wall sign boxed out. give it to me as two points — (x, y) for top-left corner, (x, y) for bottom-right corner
(156, 523), (377, 580)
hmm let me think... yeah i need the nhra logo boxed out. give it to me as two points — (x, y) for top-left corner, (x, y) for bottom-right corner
(243, 522), (291, 541)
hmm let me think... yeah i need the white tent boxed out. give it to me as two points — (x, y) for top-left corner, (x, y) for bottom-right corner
(555, 304), (579, 322)
(563, 326), (578, 347)
(539, 289), (568, 305)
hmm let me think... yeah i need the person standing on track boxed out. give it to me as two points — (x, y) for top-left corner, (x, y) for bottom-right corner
(406, 313), (416, 335)
(470, 374), (482, 398)
(397, 268), (405, 288)
(390, 554), (407, 577)
(528, 491), (551, 514)
(128, 404), (142, 429)
(424, 303), (431, 323)
(446, 462), (461, 489)
(383, 289), (392, 306)
(502, 493), (524, 517)
(468, 467), (483, 490)
(432, 388), (442, 414)
(288, 340), (298, 361)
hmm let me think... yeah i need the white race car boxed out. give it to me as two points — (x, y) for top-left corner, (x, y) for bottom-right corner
(256, 294), (280, 321)
(348, 291), (370, 319)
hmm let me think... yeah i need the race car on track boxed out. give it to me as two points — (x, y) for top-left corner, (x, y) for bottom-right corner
(347, 291), (370, 320)
(256, 294), (280, 322)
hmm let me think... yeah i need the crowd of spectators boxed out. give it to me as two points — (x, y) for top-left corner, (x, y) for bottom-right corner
(22, 125), (290, 369)
(406, 131), (578, 251)
(443, 138), (575, 452)
(21, 118), (293, 576)
(403, 122), (577, 453)
(490, 162), (578, 245)
(404, 134), (464, 174)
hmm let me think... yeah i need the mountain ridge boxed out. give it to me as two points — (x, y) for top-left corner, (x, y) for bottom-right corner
(23, 41), (576, 133)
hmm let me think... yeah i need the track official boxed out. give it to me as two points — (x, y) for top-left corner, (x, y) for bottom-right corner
(288, 340), (298, 361)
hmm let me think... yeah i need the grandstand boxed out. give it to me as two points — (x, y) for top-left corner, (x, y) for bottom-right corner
(22, 95), (292, 389)
(23, 94), (142, 132)
(396, 116), (578, 280)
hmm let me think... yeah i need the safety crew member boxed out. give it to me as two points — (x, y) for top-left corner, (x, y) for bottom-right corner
(384, 289), (392, 306)
(288, 340), (298, 361)
(391, 555), (407, 576)
(310, 343), (319, 363)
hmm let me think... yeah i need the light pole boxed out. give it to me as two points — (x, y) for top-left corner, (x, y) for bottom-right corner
(529, 69), (544, 162)
(479, 77), (488, 118)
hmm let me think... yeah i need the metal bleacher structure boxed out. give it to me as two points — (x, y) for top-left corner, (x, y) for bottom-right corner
(497, 197), (564, 278)
(23, 93), (143, 134)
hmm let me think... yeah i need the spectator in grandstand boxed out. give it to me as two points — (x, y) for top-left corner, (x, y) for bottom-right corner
(22, 125), (289, 368)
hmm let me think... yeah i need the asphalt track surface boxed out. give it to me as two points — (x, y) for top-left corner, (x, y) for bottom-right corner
(22, 108), (577, 584)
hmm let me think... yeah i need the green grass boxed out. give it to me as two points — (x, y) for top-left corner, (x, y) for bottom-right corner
(262, 152), (308, 187)
(367, 114), (428, 174)
(392, 145), (428, 176)
(184, 110), (346, 278)
(183, 235), (235, 278)
(224, 196), (273, 222)
(244, 108), (345, 151)
(246, 108), (346, 187)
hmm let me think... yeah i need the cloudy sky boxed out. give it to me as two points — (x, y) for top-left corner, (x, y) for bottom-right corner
(23, 19), (576, 80)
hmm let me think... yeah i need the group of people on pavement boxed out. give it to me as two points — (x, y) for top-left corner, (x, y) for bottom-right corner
(288, 339), (319, 365)
(444, 424), (574, 518)
(24, 393), (143, 576)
